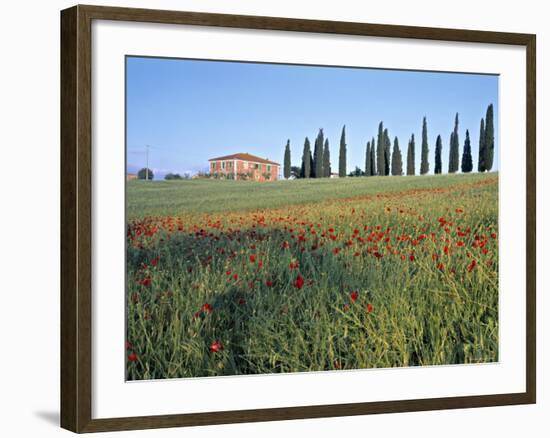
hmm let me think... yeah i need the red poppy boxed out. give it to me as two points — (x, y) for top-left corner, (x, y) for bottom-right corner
(249, 254), (256, 263)
(209, 340), (223, 353)
(443, 246), (451, 255)
(354, 251), (361, 257)
(151, 256), (160, 267)
(409, 254), (415, 262)
(491, 232), (497, 239)
(432, 254), (438, 261)
(437, 262), (445, 271)
(226, 270), (231, 275)
(456, 241), (465, 247)
(138, 276), (152, 286)
(233, 273), (239, 281)
(266, 280), (273, 288)
(373, 251), (383, 258)
(238, 297), (246, 305)
(289, 261), (299, 270)
(294, 275), (305, 289)
(350, 291), (359, 303)
(366, 303), (374, 313)
(128, 353), (138, 362)
(282, 241), (290, 249)
(201, 303), (213, 313)
(467, 259), (477, 272)
(332, 248), (340, 255)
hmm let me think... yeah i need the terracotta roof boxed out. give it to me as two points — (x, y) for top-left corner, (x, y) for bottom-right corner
(208, 153), (280, 166)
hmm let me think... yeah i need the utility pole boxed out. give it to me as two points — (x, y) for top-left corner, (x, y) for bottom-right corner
(145, 145), (149, 181)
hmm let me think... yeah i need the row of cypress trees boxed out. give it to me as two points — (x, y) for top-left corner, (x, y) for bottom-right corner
(283, 104), (494, 179)
(285, 126), (348, 179)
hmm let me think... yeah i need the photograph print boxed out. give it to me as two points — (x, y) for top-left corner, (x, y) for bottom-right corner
(125, 57), (499, 380)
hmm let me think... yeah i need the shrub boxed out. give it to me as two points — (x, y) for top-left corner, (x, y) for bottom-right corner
(137, 168), (154, 180)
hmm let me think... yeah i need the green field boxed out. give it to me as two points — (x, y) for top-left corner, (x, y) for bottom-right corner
(127, 172), (494, 217)
(126, 173), (499, 379)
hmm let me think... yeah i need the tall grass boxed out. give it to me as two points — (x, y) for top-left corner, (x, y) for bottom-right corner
(126, 173), (498, 379)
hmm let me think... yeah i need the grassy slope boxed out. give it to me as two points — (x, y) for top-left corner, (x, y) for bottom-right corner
(126, 173), (499, 378)
(127, 172), (496, 218)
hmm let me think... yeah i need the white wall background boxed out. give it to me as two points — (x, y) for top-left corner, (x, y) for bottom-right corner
(0, 1), (546, 437)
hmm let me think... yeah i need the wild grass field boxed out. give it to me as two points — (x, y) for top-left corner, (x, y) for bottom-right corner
(126, 173), (499, 380)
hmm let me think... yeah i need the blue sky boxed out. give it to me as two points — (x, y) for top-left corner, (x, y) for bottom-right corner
(126, 56), (498, 179)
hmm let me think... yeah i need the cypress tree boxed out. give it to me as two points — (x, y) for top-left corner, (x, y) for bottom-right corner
(391, 137), (403, 176)
(434, 134), (442, 174)
(420, 116), (429, 174)
(365, 142), (371, 176)
(407, 134), (415, 175)
(370, 136), (376, 176)
(300, 137), (312, 178)
(461, 129), (473, 173)
(338, 125), (347, 177)
(376, 122), (385, 175)
(484, 104), (495, 171)
(477, 118), (486, 172)
(283, 139), (291, 179)
(448, 113), (460, 173)
(313, 128), (324, 178)
(448, 132), (455, 173)
(384, 128), (391, 176)
(323, 139), (331, 178)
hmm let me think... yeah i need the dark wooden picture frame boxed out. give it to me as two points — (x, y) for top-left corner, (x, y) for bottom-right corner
(61, 4), (536, 433)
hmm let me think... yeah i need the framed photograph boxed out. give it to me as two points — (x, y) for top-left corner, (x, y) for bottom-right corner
(60, 4), (536, 433)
